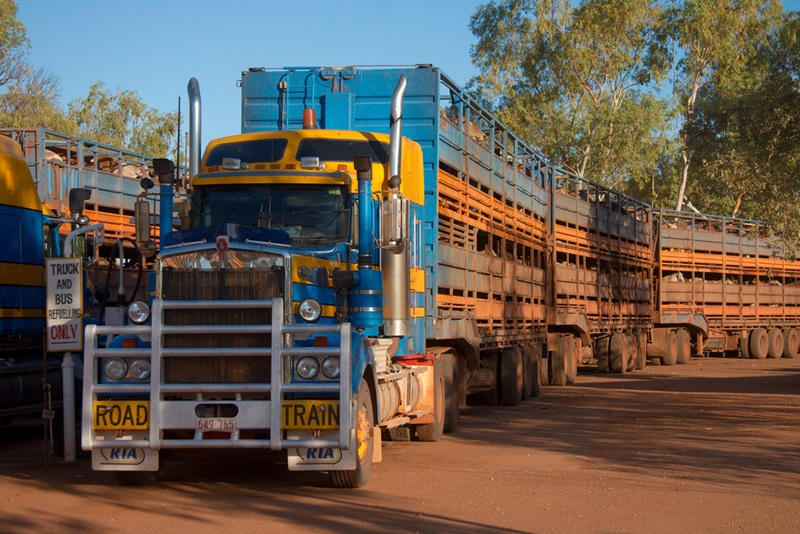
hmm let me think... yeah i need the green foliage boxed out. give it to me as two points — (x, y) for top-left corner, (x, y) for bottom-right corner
(0, 0), (178, 158)
(67, 82), (179, 158)
(470, 0), (674, 199)
(684, 10), (800, 242)
(0, 0), (28, 87)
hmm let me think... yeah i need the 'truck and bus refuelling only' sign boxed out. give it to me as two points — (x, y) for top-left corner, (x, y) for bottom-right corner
(46, 258), (83, 352)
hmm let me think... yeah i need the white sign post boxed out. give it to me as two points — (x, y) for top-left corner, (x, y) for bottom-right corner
(46, 258), (83, 352)
(46, 257), (83, 463)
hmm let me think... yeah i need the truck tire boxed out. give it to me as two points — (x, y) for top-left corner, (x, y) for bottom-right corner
(595, 336), (610, 373)
(767, 328), (784, 359)
(551, 337), (569, 386)
(416, 359), (444, 442)
(662, 330), (678, 366)
(609, 332), (628, 374)
(635, 332), (647, 370)
(330, 379), (374, 489)
(531, 344), (542, 398)
(521, 345), (533, 400)
(782, 328), (798, 358)
(443, 353), (460, 433)
(676, 329), (691, 364)
(749, 328), (769, 360)
(739, 332), (750, 359)
(499, 346), (523, 406)
(566, 336), (578, 384)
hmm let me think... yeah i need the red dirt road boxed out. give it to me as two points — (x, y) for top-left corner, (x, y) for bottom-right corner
(1, 357), (799, 533)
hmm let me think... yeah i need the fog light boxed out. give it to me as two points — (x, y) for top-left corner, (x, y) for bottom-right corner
(296, 356), (320, 379)
(130, 358), (151, 380)
(105, 358), (128, 381)
(321, 356), (341, 379)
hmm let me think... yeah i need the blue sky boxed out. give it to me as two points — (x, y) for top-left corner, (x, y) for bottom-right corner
(18, 0), (484, 145)
(17, 0), (800, 149)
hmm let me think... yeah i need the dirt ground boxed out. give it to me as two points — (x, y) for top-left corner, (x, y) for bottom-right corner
(1, 356), (798, 533)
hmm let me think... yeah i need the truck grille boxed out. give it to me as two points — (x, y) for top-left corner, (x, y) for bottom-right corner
(161, 267), (283, 384)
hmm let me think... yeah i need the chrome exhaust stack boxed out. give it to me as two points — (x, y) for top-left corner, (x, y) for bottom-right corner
(188, 78), (202, 179)
(382, 74), (410, 339)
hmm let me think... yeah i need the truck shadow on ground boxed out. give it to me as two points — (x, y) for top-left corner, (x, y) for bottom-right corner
(454, 358), (800, 498)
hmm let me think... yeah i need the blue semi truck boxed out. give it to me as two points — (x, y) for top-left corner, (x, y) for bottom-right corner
(81, 65), (650, 487)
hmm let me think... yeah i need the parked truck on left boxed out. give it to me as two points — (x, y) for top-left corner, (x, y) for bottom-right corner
(0, 129), (160, 440)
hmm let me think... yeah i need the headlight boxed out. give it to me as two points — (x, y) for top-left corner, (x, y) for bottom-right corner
(129, 358), (151, 380)
(104, 358), (128, 381)
(296, 356), (320, 379)
(321, 356), (341, 379)
(127, 301), (150, 324)
(298, 299), (322, 322)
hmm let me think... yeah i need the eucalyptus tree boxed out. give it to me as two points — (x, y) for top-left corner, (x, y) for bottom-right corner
(469, 0), (673, 197)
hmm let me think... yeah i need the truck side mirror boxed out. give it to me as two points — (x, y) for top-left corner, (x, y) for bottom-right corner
(68, 187), (92, 226)
(135, 197), (156, 257)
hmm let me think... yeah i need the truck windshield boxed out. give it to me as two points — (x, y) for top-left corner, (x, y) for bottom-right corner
(191, 184), (350, 244)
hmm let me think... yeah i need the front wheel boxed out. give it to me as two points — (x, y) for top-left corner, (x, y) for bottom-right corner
(330, 379), (374, 489)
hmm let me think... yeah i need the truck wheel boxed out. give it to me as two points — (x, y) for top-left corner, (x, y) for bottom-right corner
(627, 333), (638, 372)
(782, 328), (798, 358)
(635, 332), (647, 370)
(676, 329), (691, 364)
(749, 328), (769, 360)
(113, 470), (160, 486)
(662, 330), (678, 366)
(521, 345), (533, 400)
(443, 353), (460, 433)
(595, 336), (610, 373)
(330, 379), (374, 489)
(416, 359), (444, 442)
(767, 328), (784, 359)
(609, 333), (628, 374)
(566, 336), (578, 384)
(739, 332), (750, 359)
(551, 337), (569, 386)
(530, 344), (542, 398)
(499, 346), (523, 405)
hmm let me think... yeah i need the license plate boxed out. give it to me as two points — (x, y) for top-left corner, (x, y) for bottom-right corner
(282, 400), (340, 430)
(196, 418), (237, 432)
(93, 401), (149, 430)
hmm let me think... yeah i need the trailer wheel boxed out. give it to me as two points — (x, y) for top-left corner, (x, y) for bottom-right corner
(499, 346), (524, 405)
(416, 358), (444, 442)
(609, 333), (628, 374)
(442, 353), (460, 432)
(739, 333), (750, 359)
(782, 328), (798, 358)
(566, 336), (578, 384)
(626, 334), (638, 372)
(767, 328), (784, 359)
(676, 329), (691, 364)
(551, 337), (569, 386)
(661, 330), (678, 366)
(330, 379), (374, 489)
(595, 336), (610, 373)
(521, 345), (533, 400)
(749, 328), (769, 360)
(531, 344), (543, 398)
(635, 332), (647, 370)
(113, 470), (159, 486)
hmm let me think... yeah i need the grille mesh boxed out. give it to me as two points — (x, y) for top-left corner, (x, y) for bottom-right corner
(161, 268), (283, 384)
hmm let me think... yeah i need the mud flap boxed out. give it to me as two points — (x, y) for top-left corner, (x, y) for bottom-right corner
(287, 426), (382, 471)
(92, 444), (159, 471)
